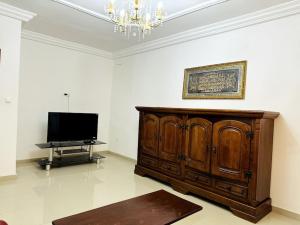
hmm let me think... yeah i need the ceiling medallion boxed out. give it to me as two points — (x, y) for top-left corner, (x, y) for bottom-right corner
(105, 0), (166, 38)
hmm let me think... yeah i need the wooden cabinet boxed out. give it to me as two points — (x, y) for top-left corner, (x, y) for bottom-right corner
(211, 120), (251, 183)
(159, 116), (183, 163)
(135, 107), (279, 223)
(140, 114), (159, 157)
(184, 118), (212, 173)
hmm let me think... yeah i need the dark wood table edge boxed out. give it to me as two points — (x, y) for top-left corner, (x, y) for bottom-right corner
(52, 189), (203, 225)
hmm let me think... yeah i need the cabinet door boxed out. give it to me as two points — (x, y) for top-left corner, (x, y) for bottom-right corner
(140, 114), (159, 157)
(159, 116), (183, 163)
(185, 118), (212, 173)
(212, 120), (251, 182)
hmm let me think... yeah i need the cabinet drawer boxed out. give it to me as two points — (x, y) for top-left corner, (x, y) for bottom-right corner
(140, 154), (158, 170)
(159, 161), (181, 177)
(215, 180), (248, 198)
(185, 169), (211, 186)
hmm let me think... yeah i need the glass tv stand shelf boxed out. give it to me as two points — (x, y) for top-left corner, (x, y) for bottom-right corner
(36, 140), (106, 171)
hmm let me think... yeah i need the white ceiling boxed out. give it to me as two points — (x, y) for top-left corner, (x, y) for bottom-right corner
(1, 0), (292, 52)
(63, 0), (215, 16)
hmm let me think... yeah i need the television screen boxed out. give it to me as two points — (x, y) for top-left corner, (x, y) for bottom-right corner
(47, 112), (98, 142)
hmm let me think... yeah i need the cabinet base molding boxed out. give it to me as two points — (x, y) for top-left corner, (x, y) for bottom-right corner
(135, 165), (272, 223)
(230, 199), (272, 223)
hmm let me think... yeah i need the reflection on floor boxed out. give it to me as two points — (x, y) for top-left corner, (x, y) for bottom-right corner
(0, 152), (299, 225)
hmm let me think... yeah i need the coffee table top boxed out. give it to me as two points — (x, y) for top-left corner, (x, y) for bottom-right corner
(52, 190), (202, 225)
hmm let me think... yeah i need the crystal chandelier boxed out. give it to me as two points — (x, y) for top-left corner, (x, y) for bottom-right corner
(105, 0), (166, 38)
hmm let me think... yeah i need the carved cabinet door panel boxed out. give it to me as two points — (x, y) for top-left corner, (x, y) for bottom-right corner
(185, 118), (212, 173)
(159, 116), (183, 163)
(140, 114), (159, 157)
(212, 120), (251, 182)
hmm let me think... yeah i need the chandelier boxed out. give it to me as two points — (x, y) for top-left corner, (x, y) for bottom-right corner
(105, 0), (166, 38)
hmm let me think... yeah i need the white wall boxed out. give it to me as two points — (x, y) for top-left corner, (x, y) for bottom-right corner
(18, 39), (113, 160)
(110, 15), (300, 214)
(0, 15), (22, 176)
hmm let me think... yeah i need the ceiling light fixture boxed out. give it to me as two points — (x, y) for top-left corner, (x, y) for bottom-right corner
(105, 0), (166, 38)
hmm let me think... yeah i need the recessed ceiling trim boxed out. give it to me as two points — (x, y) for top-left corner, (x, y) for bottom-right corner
(113, 0), (300, 58)
(0, 2), (36, 22)
(51, 0), (112, 22)
(165, 0), (229, 22)
(22, 30), (113, 59)
(50, 0), (230, 23)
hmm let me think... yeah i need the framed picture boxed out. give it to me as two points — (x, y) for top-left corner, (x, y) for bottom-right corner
(182, 61), (247, 99)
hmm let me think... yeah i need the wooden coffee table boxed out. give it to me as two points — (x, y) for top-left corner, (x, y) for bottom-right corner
(52, 190), (202, 225)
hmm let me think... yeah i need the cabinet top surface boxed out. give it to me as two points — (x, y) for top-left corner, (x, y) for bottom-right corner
(135, 106), (279, 119)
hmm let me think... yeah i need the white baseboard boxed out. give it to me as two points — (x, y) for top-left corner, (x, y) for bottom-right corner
(102, 150), (137, 163)
(17, 157), (42, 165)
(273, 206), (300, 221)
(0, 175), (17, 181)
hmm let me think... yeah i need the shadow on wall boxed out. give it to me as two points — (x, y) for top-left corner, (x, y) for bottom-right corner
(271, 115), (299, 197)
(273, 115), (299, 156)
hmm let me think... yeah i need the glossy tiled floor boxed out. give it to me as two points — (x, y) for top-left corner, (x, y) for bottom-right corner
(0, 153), (299, 225)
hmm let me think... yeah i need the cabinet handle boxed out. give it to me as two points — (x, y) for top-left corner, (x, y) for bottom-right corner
(212, 147), (217, 154)
(177, 154), (187, 161)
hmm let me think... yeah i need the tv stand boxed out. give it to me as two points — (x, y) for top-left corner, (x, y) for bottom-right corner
(36, 140), (106, 171)
(83, 140), (96, 145)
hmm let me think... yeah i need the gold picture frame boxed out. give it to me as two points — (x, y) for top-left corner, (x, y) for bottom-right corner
(182, 61), (247, 99)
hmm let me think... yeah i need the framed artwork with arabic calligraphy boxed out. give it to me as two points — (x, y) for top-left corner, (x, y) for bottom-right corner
(182, 61), (247, 99)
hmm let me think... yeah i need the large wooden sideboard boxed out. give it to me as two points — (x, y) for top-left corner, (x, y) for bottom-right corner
(134, 107), (279, 223)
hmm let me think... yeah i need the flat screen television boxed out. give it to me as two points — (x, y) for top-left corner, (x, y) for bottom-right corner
(47, 112), (98, 142)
